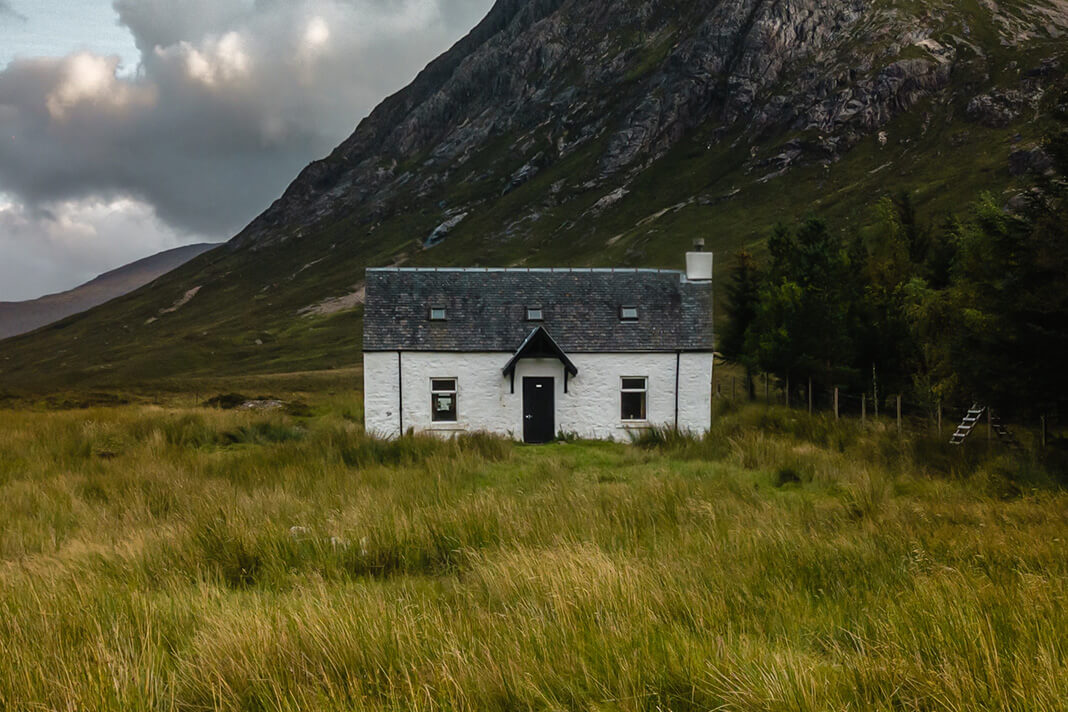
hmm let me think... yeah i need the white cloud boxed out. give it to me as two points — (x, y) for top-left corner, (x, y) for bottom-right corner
(45, 52), (157, 118)
(160, 31), (252, 87)
(0, 0), (494, 299)
(303, 16), (331, 53)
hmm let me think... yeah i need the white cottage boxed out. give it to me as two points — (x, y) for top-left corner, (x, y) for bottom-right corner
(362, 249), (715, 442)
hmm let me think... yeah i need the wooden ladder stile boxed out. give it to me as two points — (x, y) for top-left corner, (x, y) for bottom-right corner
(991, 416), (1023, 451)
(950, 404), (1022, 449)
(950, 404), (985, 445)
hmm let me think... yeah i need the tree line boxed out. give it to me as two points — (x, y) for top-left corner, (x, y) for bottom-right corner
(721, 98), (1068, 422)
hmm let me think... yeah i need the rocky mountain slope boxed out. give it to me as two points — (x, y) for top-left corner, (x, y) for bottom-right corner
(0, 243), (219, 341)
(1, 0), (1065, 390)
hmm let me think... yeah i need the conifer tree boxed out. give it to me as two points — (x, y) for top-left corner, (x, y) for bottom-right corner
(948, 95), (1068, 416)
(746, 219), (856, 395)
(720, 250), (761, 396)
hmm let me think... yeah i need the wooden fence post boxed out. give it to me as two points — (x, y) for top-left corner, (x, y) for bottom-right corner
(861, 394), (866, 423)
(896, 395), (901, 434)
(834, 388), (839, 420)
(808, 377), (813, 415)
(873, 364), (878, 420)
(937, 400), (942, 437)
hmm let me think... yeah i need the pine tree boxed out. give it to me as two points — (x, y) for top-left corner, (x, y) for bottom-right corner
(949, 95), (1068, 417)
(720, 250), (761, 395)
(853, 194), (929, 402)
(747, 219), (856, 395)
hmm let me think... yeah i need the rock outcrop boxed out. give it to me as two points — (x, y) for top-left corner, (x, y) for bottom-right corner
(230, 0), (1065, 254)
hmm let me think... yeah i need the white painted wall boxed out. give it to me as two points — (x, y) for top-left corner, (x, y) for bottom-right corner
(363, 351), (714, 441)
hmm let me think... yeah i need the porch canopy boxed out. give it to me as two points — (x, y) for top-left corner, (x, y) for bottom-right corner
(502, 326), (578, 393)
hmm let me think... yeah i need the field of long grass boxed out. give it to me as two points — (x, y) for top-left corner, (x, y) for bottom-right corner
(0, 397), (1065, 711)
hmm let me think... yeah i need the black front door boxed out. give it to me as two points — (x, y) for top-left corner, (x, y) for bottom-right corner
(522, 377), (555, 444)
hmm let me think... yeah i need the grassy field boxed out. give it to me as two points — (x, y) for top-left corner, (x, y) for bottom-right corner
(0, 395), (1066, 711)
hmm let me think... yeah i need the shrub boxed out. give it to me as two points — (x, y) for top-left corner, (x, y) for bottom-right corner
(203, 393), (249, 409)
(630, 425), (729, 460)
(222, 421), (304, 446)
(775, 466), (802, 487)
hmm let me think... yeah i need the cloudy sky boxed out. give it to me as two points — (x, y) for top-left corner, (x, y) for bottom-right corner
(0, 0), (492, 301)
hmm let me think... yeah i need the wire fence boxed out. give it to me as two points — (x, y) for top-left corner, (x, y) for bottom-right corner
(711, 371), (1059, 449)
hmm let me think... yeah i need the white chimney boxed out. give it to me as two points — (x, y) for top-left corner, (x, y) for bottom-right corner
(685, 239), (713, 281)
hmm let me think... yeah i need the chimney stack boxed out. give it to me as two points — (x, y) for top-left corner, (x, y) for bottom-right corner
(685, 240), (714, 281)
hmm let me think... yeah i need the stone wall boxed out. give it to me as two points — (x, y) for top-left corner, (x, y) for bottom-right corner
(364, 351), (714, 440)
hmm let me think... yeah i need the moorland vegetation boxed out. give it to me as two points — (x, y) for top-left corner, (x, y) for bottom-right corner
(1, 392), (1065, 711)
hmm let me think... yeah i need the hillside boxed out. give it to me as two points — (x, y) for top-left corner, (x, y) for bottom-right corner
(0, 0), (1065, 391)
(0, 243), (219, 341)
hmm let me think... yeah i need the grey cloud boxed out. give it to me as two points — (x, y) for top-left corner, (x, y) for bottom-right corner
(0, 1), (26, 22)
(0, 0), (494, 240)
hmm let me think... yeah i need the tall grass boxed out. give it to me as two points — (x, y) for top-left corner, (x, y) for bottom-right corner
(0, 402), (1064, 710)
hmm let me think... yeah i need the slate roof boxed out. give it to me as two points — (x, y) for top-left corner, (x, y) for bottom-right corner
(363, 268), (714, 353)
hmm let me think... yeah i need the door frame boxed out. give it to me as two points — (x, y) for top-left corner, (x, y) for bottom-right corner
(522, 376), (556, 444)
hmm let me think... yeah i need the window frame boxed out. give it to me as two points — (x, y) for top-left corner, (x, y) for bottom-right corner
(526, 306), (544, 321)
(619, 306), (639, 322)
(620, 376), (648, 422)
(429, 307), (447, 321)
(430, 377), (459, 423)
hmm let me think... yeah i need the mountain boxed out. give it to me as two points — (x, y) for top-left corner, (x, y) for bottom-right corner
(0, 243), (219, 340)
(0, 0), (1065, 391)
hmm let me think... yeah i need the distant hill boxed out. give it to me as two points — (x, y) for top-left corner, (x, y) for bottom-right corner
(0, 0), (1065, 390)
(0, 243), (219, 340)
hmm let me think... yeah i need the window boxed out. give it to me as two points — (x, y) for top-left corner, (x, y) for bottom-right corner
(429, 307), (447, 321)
(620, 306), (639, 322)
(431, 378), (458, 422)
(621, 377), (647, 421)
(526, 307), (543, 321)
